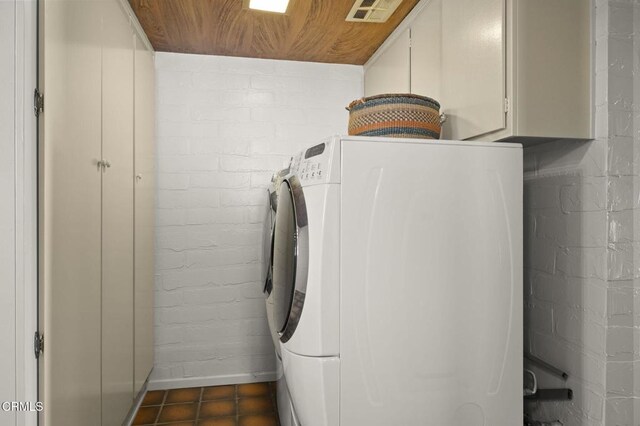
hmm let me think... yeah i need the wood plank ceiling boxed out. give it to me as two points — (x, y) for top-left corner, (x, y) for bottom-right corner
(129, 0), (419, 65)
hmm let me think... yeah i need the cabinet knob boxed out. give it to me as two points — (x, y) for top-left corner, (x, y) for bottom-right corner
(136, 174), (143, 181)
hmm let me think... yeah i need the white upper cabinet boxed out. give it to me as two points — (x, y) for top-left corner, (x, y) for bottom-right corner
(440, 0), (505, 140)
(364, 29), (411, 96)
(513, 0), (591, 139)
(410, 0), (441, 102)
(364, 0), (592, 142)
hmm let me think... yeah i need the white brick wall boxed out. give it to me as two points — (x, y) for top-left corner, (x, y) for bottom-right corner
(524, 140), (609, 426)
(603, 0), (640, 424)
(151, 52), (363, 388)
(525, 1), (640, 424)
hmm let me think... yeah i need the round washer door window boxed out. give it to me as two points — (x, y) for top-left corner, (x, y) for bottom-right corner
(272, 180), (297, 333)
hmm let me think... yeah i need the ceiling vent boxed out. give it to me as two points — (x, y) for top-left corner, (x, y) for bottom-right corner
(346, 0), (403, 23)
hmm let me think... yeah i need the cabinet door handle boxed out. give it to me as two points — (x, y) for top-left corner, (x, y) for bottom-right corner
(97, 160), (112, 171)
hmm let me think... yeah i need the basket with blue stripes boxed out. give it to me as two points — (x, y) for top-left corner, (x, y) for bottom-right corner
(346, 94), (445, 139)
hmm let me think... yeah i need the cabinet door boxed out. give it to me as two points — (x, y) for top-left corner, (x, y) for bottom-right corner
(364, 29), (410, 96)
(39, 0), (103, 424)
(101, 0), (134, 423)
(0, 2), (17, 421)
(410, 0), (442, 101)
(134, 33), (155, 396)
(441, 0), (505, 140)
(515, 0), (591, 138)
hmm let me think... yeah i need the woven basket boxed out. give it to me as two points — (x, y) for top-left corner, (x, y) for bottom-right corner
(346, 94), (444, 139)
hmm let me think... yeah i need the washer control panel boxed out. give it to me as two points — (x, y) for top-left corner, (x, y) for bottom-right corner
(289, 138), (338, 186)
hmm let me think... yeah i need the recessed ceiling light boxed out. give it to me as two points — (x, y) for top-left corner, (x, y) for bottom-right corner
(249, 0), (290, 13)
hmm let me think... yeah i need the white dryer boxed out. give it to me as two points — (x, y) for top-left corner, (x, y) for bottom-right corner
(270, 135), (523, 426)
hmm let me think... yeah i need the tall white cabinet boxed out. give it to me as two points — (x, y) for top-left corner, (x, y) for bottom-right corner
(39, 0), (155, 424)
(134, 32), (156, 395)
(365, 0), (592, 142)
(101, 1), (135, 424)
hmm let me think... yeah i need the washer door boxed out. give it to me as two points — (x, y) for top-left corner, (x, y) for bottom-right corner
(272, 176), (309, 343)
(262, 188), (276, 295)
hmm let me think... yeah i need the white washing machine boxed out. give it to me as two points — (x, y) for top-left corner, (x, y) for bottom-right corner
(262, 169), (298, 426)
(270, 135), (523, 426)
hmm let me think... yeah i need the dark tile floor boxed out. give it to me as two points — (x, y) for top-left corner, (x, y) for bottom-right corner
(133, 382), (280, 426)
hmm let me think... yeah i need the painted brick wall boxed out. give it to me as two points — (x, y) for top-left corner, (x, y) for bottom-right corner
(524, 144), (607, 426)
(151, 52), (363, 389)
(523, 133), (608, 423)
(603, 0), (640, 423)
(524, 1), (640, 425)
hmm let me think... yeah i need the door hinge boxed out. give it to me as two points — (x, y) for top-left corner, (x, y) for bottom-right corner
(504, 98), (510, 113)
(34, 89), (44, 117)
(34, 332), (44, 359)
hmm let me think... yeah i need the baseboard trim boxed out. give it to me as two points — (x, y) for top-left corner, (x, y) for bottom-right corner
(147, 371), (278, 391)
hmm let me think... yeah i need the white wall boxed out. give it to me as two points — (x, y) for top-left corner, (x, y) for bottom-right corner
(0, 0), (38, 425)
(524, 0), (640, 424)
(602, 0), (640, 423)
(151, 52), (363, 389)
(523, 140), (608, 424)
